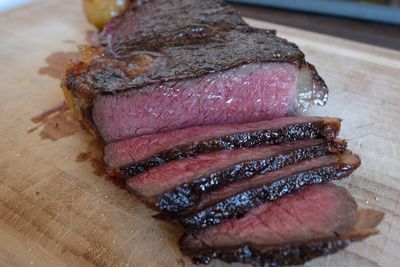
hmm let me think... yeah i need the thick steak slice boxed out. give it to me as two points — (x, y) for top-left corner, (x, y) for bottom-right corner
(174, 152), (360, 230)
(63, 0), (328, 142)
(127, 139), (346, 211)
(92, 63), (302, 142)
(180, 184), (384, 266)
(105, 117), (341, 177)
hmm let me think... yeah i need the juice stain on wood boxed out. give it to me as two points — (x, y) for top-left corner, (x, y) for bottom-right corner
(39, 51), (79, 80)
(29, 102), (83, 141)
(39, 31), (99, 80)
(76, 139), (126, 189)
(36, 36), (124, 188)
(76, 152), (90, 162)
(33, 50), (89, 140)
(81, 139), (107, 177)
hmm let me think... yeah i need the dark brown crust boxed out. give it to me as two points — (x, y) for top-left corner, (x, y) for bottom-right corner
(64, 0), (326, 97)
(182, 239), (351, 266)
(180, 208), (384, 266)
(118, 120), (341, 177)
(169, 155), (360, 231)
(152, 140), (346, 214)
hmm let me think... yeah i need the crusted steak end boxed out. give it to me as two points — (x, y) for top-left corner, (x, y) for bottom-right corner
(180, 184), (384, 266)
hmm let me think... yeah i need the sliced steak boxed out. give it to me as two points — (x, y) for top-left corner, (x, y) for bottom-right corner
(180, 184), (384, 266)
(105, 116), (341, 177)
(174, 152), (360, 230)
(63, 0), (328, 143)
(127, 139), (346, 211)
(92, 63), (305, 143)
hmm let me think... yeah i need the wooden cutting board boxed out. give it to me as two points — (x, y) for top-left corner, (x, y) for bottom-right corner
(0, 0), (399, 266)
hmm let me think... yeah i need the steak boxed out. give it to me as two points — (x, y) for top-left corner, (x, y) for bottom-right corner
(176, 152), (360, 230)
(62, 0), (382, 264)
(105, 117), (341, 177)
(180, 184), (384, 266)
(63, 0), (329, 143)
(127, 139), (346, 211)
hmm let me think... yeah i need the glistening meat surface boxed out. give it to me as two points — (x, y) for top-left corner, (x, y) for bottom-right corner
(180, 184), (384, 266)
(105, 117), (341, 177)
(177, 152), (360, 230)
(92, 63), (299, 142)
(127, 139), (346, 211)
(62, 0), (383, 265)
(63, 0), (329, 142)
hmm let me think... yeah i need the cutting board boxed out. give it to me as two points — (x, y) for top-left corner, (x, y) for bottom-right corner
(0, 0), (399, 266)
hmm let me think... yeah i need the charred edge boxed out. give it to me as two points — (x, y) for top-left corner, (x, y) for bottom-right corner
(180, 163), (356, 231)
(184, 239), (350, 266)
(65, 62), (95, 99)
(330, 139), (347, 153)
(322, 119), (341, 140)
(120, 121), (339, 177)
(155, 141), (346, 214)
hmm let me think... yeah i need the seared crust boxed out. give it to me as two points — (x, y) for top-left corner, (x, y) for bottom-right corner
(152, 140), (346, 214)
(180, 191), (384, 266)
(174, 153), (360, 231)
(119, 120), (341, 177)
(64, 0), (326, 97)
(181, 209), (383, 266)
(183, 239), (351, 266)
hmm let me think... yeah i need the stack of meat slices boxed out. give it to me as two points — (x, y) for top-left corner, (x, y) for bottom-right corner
(103, 116), (382, 266)
(63, 0), (384, 265)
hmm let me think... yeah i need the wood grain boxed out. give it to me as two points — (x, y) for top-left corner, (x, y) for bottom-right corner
(0, 1), (399, 266)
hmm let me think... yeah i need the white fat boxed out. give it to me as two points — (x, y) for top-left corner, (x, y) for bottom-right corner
(296, 67), (328, 112)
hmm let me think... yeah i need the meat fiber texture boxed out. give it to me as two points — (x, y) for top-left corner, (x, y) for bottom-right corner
(60, 0), (384, 264)
(92, 63), (299, 142)
(63, 0), (329, 143)
(126, 139), (346, 211)
(173, 152), (361, 230)
(181, 184), (384, 266)
(126, 139), (341, 198)
(105, 116), (341, 178)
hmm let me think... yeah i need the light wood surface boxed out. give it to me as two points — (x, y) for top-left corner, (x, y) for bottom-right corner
(0, 1), (399, 266)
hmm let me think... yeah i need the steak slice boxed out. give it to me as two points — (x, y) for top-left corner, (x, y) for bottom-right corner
(180, 184), (384, 266)
(175, 152), (360, 230)
(105, 116), (341, 177)
(127, 139), (346, 211)
(63, 0), (329, 143)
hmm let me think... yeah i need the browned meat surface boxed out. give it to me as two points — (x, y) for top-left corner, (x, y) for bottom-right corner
(105, 117), (341, 178)
(60, 1), (383, 265)
(63, 0), (328, 143)
(180, 184), (384, 266)
(176, 152), (360, 230)
(126, 139), (346, 212)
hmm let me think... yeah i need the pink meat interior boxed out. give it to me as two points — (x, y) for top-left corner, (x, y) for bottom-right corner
(127, 139), (325, 198)
(186, 184), (357, 249)
(94, 63), (298, 143)
(103, 116), (327, 168)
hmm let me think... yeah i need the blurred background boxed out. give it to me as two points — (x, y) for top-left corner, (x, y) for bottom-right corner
(1, 0), (399, 49)
(228, 0), (400, 50)
(229, 0), (400, 26)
